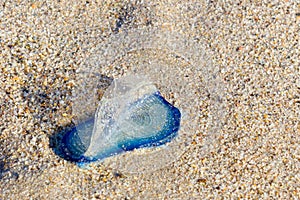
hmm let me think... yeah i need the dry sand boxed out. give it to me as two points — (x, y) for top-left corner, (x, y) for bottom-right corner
(1, 0), (299, 199)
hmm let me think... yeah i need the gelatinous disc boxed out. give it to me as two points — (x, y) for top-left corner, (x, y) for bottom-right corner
(71, 28), (225, 173)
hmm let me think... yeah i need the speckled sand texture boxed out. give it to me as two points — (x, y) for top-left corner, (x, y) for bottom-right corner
(1, 0), (300, 199)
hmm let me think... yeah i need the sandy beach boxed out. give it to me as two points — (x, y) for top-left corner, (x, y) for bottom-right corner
(1, 0), (299, 199)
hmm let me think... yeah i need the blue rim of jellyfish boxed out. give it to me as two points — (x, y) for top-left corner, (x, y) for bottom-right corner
(60, 91), (181, 165)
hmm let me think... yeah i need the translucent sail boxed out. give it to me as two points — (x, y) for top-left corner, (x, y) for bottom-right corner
(84, 75), (181, 159)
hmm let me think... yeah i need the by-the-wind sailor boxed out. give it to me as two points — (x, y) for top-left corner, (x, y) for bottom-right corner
(61, 75), (181, 166)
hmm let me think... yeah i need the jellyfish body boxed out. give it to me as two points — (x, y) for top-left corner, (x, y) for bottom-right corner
(61, 75), (181, 165)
